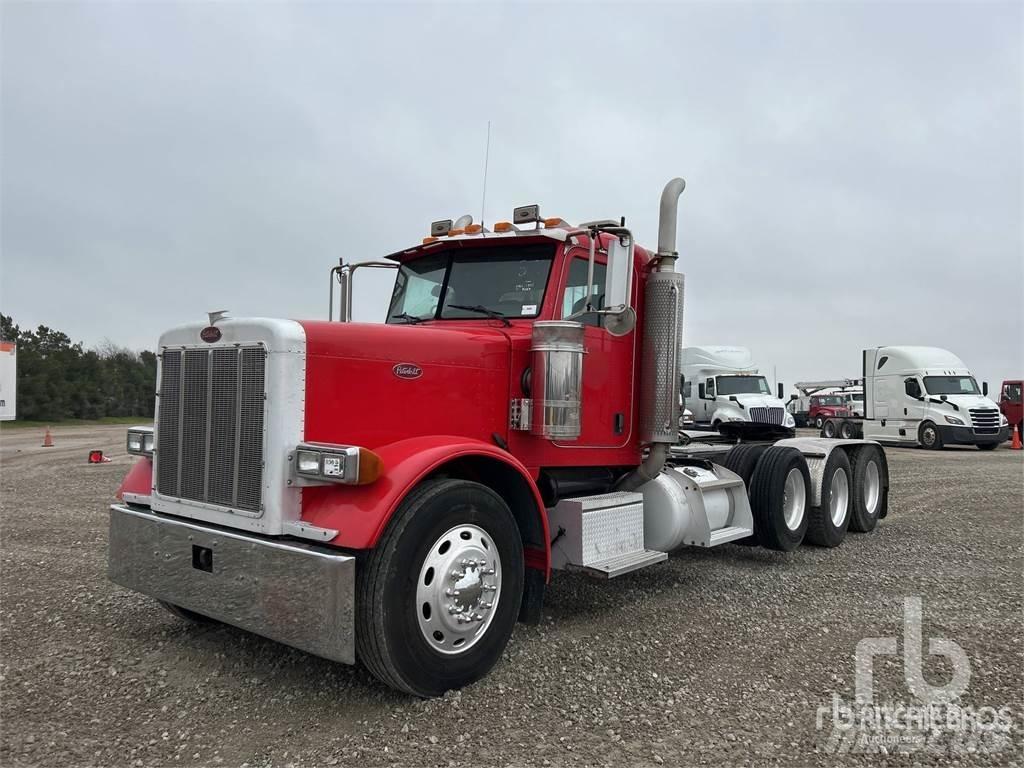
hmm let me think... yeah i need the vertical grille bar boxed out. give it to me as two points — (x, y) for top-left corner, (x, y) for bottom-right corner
(180, 351), (210, 501)
(156, 351), (182, 497)
(155, 344), (265, 514)
(237, 347), (266, 511)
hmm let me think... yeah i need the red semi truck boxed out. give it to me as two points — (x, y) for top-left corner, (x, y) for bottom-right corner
(999, 379), (1023, 437)
(110, 179), (891, 696)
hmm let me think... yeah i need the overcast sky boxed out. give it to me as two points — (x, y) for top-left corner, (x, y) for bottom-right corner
(2, 2), (1021, 391)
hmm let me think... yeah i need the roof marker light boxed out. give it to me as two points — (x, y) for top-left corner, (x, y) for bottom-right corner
(465, 224), (482, 234)
(494, 221), (513, 232)
(543, 217), (567, 228)
(448, 228), (465, 236)
(422, 236), (439, 244)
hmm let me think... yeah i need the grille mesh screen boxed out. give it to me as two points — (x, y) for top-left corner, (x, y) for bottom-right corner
(156, 346), (266, 513)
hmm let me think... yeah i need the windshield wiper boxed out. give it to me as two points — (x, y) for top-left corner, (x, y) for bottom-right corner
(447, 304), (511, 327)
(389, 312), (427, 325)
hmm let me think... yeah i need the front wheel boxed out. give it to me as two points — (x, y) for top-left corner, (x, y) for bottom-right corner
(356, 478), (524, 697)
(814, 415), (824, 429)
(977, 442), (999, 451)
(919, 421), (943, 450)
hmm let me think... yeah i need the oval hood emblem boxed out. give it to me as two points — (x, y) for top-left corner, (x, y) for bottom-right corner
(393, 363), (422, 380)
(200, 326), (222, 343)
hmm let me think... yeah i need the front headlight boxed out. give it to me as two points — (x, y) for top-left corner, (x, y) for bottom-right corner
(784, 413), (796, 427)
(944, 415), (964, 426)
(728, 416), (745, 422)
(291, 442), (382, 485)
(1000, 413), (1009, 426)
(126, 426), (154, 457)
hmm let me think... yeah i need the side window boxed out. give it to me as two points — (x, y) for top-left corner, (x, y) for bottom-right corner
(706, 378), (716, 397)
(682, 380), (692, 399)
(562, 257), (606, 328)
(1004, 383), (1022, 403)
(877, 356), (889, 370)
(904, 378), (921, 399)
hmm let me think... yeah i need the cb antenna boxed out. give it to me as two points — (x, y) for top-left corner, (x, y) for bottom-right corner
(480, 121), (491, 230)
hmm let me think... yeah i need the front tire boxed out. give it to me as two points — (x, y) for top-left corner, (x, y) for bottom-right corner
(159, 601), (216, 624)
(919, 421), (943, 450)
(748, 447), (811, 552)
(814, 415), (824, 429)
(977, 442), (999, 451)
(356, 478), (524, 697)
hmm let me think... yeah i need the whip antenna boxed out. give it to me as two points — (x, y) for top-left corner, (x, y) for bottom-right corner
(480, 121), (491, 230)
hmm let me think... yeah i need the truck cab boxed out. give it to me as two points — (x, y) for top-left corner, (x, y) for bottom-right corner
(681, 346), (795, 435)
(808, 394), (851, 429)
(860, 346), (1008, 450)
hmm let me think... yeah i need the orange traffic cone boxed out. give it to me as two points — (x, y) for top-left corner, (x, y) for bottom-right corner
(42, 427), (54, 448)
(1012, 424), (1022, 451)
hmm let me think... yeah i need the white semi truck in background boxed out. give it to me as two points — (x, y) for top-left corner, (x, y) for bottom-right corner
(819, 346), (1009, 450)
(681, 346), (795, 438)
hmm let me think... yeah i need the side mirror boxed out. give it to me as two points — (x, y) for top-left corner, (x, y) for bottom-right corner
(604, 235), (633, 310)
(982, 381), (988, 396)
(698, 383), (706, 399)
(777, 382), (784, 400)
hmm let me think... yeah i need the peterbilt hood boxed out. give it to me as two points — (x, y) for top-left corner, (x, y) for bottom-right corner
(299, 321), (513, 448)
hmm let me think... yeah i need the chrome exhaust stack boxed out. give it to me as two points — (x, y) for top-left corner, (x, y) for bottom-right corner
(619, 178), (686, 491)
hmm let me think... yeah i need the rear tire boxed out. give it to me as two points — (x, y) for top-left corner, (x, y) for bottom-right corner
(822, 419), (838, 438)
(805, 450), (852, 547)
(840, 420), (857, 439)
(748, 447), (810, 552)
(719, 444), (771, 546)
(356, 478), (524, 697)
(849, 446), (885, 532)
(919, 421), (943, 450)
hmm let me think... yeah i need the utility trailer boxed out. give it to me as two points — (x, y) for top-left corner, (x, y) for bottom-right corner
(108, 178), (891, 697)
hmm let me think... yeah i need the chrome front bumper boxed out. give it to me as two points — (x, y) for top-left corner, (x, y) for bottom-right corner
(108, 505), (355, 664)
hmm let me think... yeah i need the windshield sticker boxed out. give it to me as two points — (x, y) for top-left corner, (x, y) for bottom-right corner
(522, 304), (537, 315)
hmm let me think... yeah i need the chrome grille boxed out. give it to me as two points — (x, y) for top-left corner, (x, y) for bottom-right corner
(969, 407), (1000, 434)
(156, 346), (266, 513)
(749, 406), (785, 425)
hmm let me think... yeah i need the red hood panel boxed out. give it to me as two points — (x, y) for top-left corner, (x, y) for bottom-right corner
(299, 321), (512, 448)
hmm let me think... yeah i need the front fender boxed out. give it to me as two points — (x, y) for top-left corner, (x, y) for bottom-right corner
(301, 435), (548, 561)
(711, 406), (744, 425)
(116, 458), (153, 503)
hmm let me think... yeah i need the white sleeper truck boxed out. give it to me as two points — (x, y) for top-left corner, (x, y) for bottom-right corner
(682, 346), (795, 438)
(820, 346), (1009, 450)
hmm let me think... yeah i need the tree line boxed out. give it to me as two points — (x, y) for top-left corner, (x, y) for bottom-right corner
(1, 314), (156, 421)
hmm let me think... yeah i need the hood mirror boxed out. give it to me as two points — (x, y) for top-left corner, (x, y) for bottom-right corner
(982, 381), (989, 396)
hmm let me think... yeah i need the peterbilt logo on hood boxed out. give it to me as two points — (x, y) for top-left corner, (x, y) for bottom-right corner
(393, 363), (422, 380)
(200, 326), (222, 343)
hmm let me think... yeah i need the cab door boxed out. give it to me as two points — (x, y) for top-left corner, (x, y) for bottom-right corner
(554, 253), (634, 447)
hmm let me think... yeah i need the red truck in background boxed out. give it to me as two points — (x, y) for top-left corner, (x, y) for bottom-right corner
(999, 380), (1023, 436)
(108, 178), (892, 697)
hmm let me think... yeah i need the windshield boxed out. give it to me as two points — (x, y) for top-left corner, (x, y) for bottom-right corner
(814, 396), (844, 406)
(386, 245), (554, 323)
(923, 375), (980, 396)
(716, 375), (771, 396)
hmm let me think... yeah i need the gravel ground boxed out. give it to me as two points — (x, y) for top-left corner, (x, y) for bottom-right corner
(2, 424), (1022, 767)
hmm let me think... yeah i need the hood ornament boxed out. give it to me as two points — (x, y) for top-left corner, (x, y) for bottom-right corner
(208, 310), (229, 325)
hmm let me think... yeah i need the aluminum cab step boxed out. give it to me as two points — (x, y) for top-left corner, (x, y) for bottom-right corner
(570, 549), (668, 579)
(708, 525), (753, 546)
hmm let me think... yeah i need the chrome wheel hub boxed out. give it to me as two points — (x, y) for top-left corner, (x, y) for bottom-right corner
(863, 460), (881, 516)
(416, 524), (501, 655)
(829, 467), (850, 527)
(782, 468), (807, 531)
